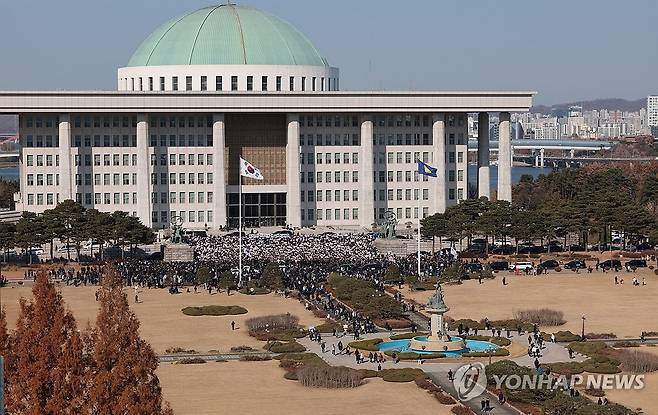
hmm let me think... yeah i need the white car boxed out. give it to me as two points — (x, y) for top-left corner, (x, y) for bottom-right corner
(27, 247), (44, 255)
(509, 261), (533, 271)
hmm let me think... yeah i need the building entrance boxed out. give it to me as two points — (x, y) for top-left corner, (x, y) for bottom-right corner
(227, 192), (287, 228)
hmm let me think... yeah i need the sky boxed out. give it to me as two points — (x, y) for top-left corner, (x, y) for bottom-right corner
(0, 0), (655, 105)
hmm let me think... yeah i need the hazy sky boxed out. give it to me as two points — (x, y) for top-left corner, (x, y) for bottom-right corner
(1, 0), (655, 105)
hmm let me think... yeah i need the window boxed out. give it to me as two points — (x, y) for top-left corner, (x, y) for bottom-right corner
(148, 77), (153, 91)
(160, 77), (165, 90)
(186, 76), (193, 91)
(231, 76), (238, 91)
(216, 76), (223, 91)
(289, 77), (295, 91)
(172, 76), (178, 91)
(200, 76), (207, 91)
(247, 76), (253, 91)
(261, 76), (268, 91)
(276, 76), (282, 91)
(301, 77), (306, 91)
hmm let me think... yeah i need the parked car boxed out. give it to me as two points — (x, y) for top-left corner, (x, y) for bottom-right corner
(599, 259), (622, 270)
(489, 261), (509, 272)
(625, 259), (647, 269)
(491, 245), (515, 255)
(509, 261), (533, 271)
(27, 247), (44, 255)
(539, 260), (559, 269)
(564, 260), (587, 270)
(635, 242), (656, 251)
(463, 262), (483, 273)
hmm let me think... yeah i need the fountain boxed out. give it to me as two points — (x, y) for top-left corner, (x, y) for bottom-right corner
(409, 284), (466, 352)
(377, 284), (497, 356)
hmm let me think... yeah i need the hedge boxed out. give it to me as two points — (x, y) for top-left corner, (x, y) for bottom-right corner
(239, 287), (271, 295)
(541, 330), (581, 343)
(379, 368), (427, 382)
(178, 357), (207, 364)
(348, 338), (383, 351)
(181, 305), (248, 316)
(315, 320), (343, 333)
(265, 341), (306, 353)
(464, 335), (511, 347)
(448, 319), (485, 331)
(390, 332), (429, 340)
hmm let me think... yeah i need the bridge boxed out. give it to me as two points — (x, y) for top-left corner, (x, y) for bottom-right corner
(0, 152), (18, 160)
(467, 139), (612, 152)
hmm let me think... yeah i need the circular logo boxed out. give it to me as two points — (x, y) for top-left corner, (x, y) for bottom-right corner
(247, 165), (255, 174)
(453, 363), (487, 402)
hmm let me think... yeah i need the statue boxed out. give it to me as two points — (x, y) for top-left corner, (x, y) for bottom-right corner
(427, 283), (449, 313)
(170, 215), (184, 244)
(382, 210), (397, 239)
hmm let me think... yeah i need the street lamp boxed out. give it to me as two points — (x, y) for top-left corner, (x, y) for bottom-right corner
(581, 315), (587, 341)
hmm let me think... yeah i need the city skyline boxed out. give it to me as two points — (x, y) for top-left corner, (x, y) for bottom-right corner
(1, 0), (656, 105)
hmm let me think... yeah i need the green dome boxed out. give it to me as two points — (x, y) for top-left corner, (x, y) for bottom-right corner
(127, 4), (329, 67)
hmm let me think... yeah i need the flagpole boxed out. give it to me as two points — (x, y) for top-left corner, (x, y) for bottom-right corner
(417, 175), (422, 277)
(238, 171), (243, 288)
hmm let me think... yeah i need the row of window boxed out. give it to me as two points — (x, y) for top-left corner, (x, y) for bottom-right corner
(301, 189), (359, 203)
(301, 152), (359, 165)
(150, 153), (213, 166)
(373, 189), (430, 202)
(300, 171), (359, 184)
(148, 135), (213, 147)
(124, 75), (338, 92)
(299, 133), (360, 147)
(302, 208), (358, 222)
(73, 135), (136, 148)
(151, 192), (214, 205)
(26, 193), (59, 206)
(376, 207), (429, 221)
(23, 136), (60, 148)
(25, 155), (59, 167)
(151, 172), (214, 186)
(26, 174), (59, 186)
(152, 211), (214, 225)
(74, 154), (137, 167)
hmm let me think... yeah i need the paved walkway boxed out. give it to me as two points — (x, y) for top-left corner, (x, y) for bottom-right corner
(298, 328), (586, 414)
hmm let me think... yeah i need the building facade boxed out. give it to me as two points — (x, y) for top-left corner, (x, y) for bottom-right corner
(0, 4), (534, 230)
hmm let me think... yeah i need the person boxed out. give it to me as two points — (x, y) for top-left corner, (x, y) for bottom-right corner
(502, 276), (506, 286)
(498, 390), (505, 404)
(615, 275), (619, 284)
(231, 320), (236, 331)
(134, 293), (139, 303)
(331, 344), (336, 355)
(480, 399), (486, 411)
(551, 333), (556, 343)
(448, 369), (454, 381)
(321, 342), (326, 353)
(568, 347), (574, 359)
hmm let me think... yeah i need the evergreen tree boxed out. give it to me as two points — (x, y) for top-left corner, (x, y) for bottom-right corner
(86, 269), (172, 415)
(8, 271), (86, 414)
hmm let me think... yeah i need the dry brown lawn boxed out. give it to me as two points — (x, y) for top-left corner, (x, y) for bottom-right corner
(402, 270), (658, 338)
(1, 284), (324, 354)
(157, 360), (449, 415)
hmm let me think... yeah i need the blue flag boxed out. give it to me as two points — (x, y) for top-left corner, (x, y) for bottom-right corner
(417, 160), (438, 177)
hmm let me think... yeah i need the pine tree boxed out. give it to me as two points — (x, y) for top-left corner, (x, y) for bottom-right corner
(8, 271), (86, 414)
(86, 269), (173, 415)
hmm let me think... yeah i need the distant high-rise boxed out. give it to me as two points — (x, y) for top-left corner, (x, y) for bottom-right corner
(648, 96), (658, 137)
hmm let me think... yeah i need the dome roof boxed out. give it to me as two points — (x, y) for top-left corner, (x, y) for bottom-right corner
(127, 4), (329, 67)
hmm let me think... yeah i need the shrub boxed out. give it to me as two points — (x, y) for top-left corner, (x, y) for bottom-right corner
(451, 405), (475, 415)
(246, 314), (300, 332)
(181, 305), (248, 316)
(513, 308), (566, 326)
(315, 320), (342, 333)
(297, 366), (363, 388)
(373, 318), (413, 329)
(265, 341), (306, 354)
(251, 327), (308, 342)
(581, 361), (621, 374)
(487, 319), (535, 333)
(404, 275), (418, 287)
(542, 331), (581, 343)
(165, 347), (196, 354)
(547, 362), (584, 375)
(238, 286), (271, 295)
(449, 318), (485, 331)
(618, 349), (658, 373)
(379, 368), (427, 382)
(195, 266), (212, 285)
(415, 378), (441, 393)
(327, 274), (403, 320)
(390, 332), (429, 340)
(348, 338), (383, 351)
(218, 271), (236, 290)
(464, 335), (511, 347)
(260, 262), (284, 290)
(178, 357), (206, 364)
(586, 332), (617, 340)
(240, 355), (272, 362)
(230, 345), (254, 352)
(358, 369), (378, 379)
(554, 267), (562, 272)
(275, 353), (327, 367)
(383, 264), (402, 283)
(435, 392), (456, 405)
(613, 341), (639, 348)
(567, 341), (608, 357)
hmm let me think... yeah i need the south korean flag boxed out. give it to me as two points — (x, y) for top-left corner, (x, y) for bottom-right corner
(239, 157), (264, 180)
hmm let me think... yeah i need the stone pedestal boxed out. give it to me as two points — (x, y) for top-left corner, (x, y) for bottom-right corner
(163, 243), (194, 262)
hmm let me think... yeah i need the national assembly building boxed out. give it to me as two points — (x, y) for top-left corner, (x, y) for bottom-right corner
(0, 4), (534, 230)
